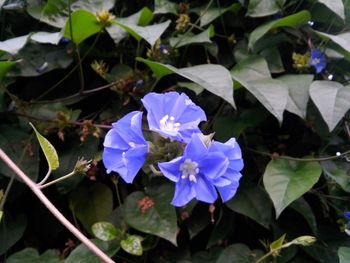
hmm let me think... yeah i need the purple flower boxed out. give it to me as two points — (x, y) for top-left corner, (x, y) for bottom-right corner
(102, 111), (148, 183)
(158, 133), (229, 207)
(209, 138), (243, 202)
(309, 49), (326, 74)
(141, 92), (207, 143)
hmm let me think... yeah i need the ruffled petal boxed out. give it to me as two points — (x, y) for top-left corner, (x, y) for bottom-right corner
(194, 176), (218, 204)
(172, 179), (196, 207)
(158, 156), (183, 183)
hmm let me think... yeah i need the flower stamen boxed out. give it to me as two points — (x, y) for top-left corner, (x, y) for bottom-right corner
(180, 158), (199, 183)
(159, 115), (181, 134)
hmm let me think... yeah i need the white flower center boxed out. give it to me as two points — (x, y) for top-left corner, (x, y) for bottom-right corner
(180, 158), (199, 183)
(311, 58), (320, 65)
(159, 115), (181, 133)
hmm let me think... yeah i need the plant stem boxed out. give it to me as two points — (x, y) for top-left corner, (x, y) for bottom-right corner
(39, 171), (75, 189)
(246, 148), (350, 162)
(0, 175), (15, 211)
(0, 148), (115, 263)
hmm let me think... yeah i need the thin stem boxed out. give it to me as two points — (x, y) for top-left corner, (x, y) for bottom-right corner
(0, 175), (15, 211)
(246, 148), (350, 162)
(37, 167), (52, 186)
(39, 171), (75, 189)
(149, 164), (163, 176)
(0, 148), (115, 263)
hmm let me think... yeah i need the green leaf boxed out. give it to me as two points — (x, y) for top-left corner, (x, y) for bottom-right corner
(247, 0), (281, 17)
(30, 122), (59, 171)
(248, 11), (310, 48)
(318, 0), (345, 20)
(6, 248), (62, 263)
(137, 58), (235, 108)
(120, 235), (143, 256)
(196, 3), (241, 27)
(30, 32), (62, 45)
(290, 198), (318, 235)
(278, 74), (314, 119)
(216, 244), (264, 263)
(0, 214), (27, 255)
(154, 0), (178, 15)
(106, 8), (154, 45)
(122, 183), (177, 246)
(263, 158), (322, 218)
(322, 160), (350, 192)
(260, 47), (284, 73)
(309, 81), (350, 131)
(0, 35), (28, 54)
(52, 136), (98, 194)
(231, 56), (288, 123)
(113, 20), (171, 46)
(315, 31), (350, 55)
(27, 0), (116, 28)
(0, 128), (39, 181)
(0, 61), (16, 81)
(65, 238), (119, 263)
(69, 183), (113, 233)
(63, 10), (102, 45)
(338, 247), (350, 263)
(91, 222), (120, 241)
(213, 107), (269, 141)
(169, 25), (215, 48)
(10, 42), (73, 77)
(270, 234), (286, 250)
(226, 183), (272, 229)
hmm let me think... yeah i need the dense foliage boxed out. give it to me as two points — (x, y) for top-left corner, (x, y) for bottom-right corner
(1, 0), (350, 262)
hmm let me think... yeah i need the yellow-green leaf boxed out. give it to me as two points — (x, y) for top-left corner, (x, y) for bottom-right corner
(30, 123), (59, 171)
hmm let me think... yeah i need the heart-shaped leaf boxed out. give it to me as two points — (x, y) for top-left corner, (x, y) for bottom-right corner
(310, 80), (350, 131)
(263, 158), (322, 218)
(137, 58), (235, 108)
(318, 0), (345, 20)
(170, 25), (215, 48)
(249, 11), (310, 48)
(121, 235), (143, 256)
(122, 184), (177, 245)
(91, 222), (121, 241)
(279, 74), (314, 119)
(231, 57), (288, 123)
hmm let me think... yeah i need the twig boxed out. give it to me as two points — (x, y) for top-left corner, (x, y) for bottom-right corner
(246, 148), (350, 162)
(0, 148), (115, 263)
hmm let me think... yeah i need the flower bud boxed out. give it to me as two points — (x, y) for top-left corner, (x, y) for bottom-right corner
(291, 236), (316, 246)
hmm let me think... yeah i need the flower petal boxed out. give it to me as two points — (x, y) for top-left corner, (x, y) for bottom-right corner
(158, 157), (183, 183)
(172, 179), (196, 207)
(194, 176), (218, 204)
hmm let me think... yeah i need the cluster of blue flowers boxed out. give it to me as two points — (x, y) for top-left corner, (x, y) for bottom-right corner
(102, 92), (243, 207)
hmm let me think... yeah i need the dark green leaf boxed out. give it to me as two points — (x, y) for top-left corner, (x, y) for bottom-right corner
(0, 127), (39, 181)
(249, 11), (310, 48)
(318, 0), (345, 20)
(226, 183), (272, 229)
(322, 160), (350, 192)
(69, 183), (113, 233)
(154, 0), (178, 15)
(263, 158), (322, 218)
(65, 239), (119, 263)
(0, 214), (27, 255)
(216, 244), (264, 263)
(6, 248), (62, 263)
(290, 198), (318, 234)
(0, 61), (16, 81)
(0, 35), (28, 54)
(122, 183), (177, 245)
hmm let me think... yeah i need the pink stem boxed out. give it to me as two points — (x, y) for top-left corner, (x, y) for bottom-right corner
(0, 148), (115, 263)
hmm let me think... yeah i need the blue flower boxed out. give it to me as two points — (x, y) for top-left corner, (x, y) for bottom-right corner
(309, 49), (326, 74)
(209, 138), (243, 202)
(158, 133), (229, 207)
(344, 211), (350, 221)
(102, 111), (148, 183)
(141, 92), (207, 143)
